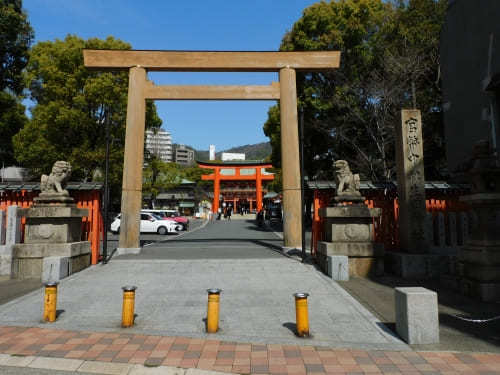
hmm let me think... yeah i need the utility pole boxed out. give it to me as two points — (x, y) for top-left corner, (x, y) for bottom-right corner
(102, 107), (111, 264)
(299, 106), (306, 262)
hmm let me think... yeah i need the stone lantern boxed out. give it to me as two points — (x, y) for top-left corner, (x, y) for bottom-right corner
(459, 140), (500, 301)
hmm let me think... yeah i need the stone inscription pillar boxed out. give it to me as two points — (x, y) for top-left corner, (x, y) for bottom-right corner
(280, 67), (302, 249)
(118, 66), (147, 254)
(395, 109), (429, 253)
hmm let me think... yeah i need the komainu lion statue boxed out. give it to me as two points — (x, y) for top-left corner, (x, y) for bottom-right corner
(333, 160), (361, 196)
(40, 161), (72, 196)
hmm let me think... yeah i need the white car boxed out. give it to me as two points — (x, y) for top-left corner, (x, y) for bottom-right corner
(110, 213), (180, 235)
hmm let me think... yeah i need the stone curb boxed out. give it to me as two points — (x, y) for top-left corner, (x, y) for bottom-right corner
(0, 353), (238, 375)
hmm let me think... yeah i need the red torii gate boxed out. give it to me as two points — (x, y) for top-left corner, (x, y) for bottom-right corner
(198, 161), (274, 213)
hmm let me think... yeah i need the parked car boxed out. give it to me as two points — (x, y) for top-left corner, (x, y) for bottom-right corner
(265, 204), (282, 221)
(110, 213), (180, 235)
(142, 209), (189, 230)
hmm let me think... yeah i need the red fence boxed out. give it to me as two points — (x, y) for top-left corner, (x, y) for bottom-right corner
(311, 188), (470, 255)
(0, 190), (103, 265)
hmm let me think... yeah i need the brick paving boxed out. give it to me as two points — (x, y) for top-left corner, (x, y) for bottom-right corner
(0, 326), (498, 374)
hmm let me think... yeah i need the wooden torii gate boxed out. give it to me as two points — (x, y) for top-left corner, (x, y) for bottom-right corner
(83, 50), (340, 254)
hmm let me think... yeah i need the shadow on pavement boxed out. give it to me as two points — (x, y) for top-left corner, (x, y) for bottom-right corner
(283, 322), (298, 336)
(340, 275), (500, 352)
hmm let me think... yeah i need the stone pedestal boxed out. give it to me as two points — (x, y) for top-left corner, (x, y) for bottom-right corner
(12, 203), (90, 281)
(457, 193), (500, 302)
(395, 287), (439, 344)
(317, 205), (384, 277)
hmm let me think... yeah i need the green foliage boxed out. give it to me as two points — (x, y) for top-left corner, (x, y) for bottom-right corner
(13, 35), (161, 200)
(263, 105), (281, 168)
(0, 0), (32, 166)
(264, 0), (448, 182)
(0, 0), (33, 95)
(266, 167), (282, 193)
(143, 156), (212, 207)
(0, 91), (27, 165)
(181, 165), (212, 187)
(143, 157), (182, 203)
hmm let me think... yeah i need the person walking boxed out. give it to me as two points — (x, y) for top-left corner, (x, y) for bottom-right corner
(227, 205), (232, 221)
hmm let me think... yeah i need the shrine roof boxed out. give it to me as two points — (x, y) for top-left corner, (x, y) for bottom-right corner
(306, 180), (470, 191)
(0, 182), (103, 192)
(196, 160), (273, 167)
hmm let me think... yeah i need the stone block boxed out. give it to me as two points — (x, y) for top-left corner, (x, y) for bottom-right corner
(12, 257), (43, 279)
(0, 251), (13, 278)
(319, 206), (381, 219)
(448, 212), (458, 247)
(435, 212), (445, 247)
(462, 262), (500, 282)
(23, 205), (88, 218)
(424, 213), (433, 247)
(458, 212), (469, 246)
(395, 287), (439, 344)
(116, 247), (141, 256)
(459, 243), (500, 265)
(327, 255), (349, 281)
(328, 222), (374, 242)
(0, 210), (5, 245)
(318, 241), (384, 257)
(350, 257), (384, 277)
(13, 241), (90, 258)
(71, 253), (90, 273)
(385, 251), (454, 279)
(42, 256), (70, 283)
(460, 278), (500, 302)
(24, 218), (84, 244)
(6, 206), (21, 245)
(318, 242), (384, 277)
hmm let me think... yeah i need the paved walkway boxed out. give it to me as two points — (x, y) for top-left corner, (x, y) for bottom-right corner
(0, 220), (404, 350)
(0, 326), (498, 374)
(0, 220), (498, 373)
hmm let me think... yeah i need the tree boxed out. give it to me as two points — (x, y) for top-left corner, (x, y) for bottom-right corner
(143, 157), (182, 208)
(0, 92), (26, 166)
(263, 0), (447, 182)
(13, 35), (161, 201)
(0, 0), (32, 95)
(0, 0), (33, 166)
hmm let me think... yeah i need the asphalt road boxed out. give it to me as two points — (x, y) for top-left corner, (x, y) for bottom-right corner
(115, 219), (284, 260)
(102, 218), (206, 256)
(0, 220), (207, 308)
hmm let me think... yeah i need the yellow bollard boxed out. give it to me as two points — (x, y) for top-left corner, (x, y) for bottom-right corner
(293, 292), (310, 337)
(121, 286), (137, 328)
(43, 282), (58, 322)
(206, 288), (222, 333)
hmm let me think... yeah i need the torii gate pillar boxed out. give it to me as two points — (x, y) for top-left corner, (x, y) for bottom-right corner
(118, 66), (146, 254)
(280, 67), (302, 248)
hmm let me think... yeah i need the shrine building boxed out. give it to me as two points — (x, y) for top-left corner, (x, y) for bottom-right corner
(198, 160), (274, 213)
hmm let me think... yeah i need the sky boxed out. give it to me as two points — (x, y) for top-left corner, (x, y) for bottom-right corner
(23, 0), (319, 151)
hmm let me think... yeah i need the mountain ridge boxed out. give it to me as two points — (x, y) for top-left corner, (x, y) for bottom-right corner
(192, 142), (271, 161)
